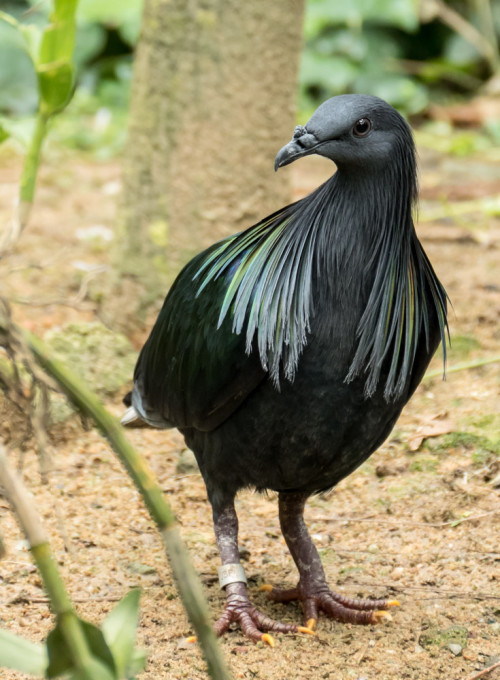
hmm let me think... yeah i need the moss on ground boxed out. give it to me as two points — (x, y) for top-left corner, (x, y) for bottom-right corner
(44, 322), (137, 397)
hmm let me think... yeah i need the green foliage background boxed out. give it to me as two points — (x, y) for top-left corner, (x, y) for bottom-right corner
(0, 0), (498, 152)
(300, 0), (499, 117)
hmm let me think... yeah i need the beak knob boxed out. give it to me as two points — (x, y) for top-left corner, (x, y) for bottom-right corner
(274, 129), (321, 171)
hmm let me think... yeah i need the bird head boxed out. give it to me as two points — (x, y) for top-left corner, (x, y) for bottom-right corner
(275, 95), (414, 173)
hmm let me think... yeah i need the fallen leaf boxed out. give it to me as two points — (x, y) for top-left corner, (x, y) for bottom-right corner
(408, 418), (455, 452)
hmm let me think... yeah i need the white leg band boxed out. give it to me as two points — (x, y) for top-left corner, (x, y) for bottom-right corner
(218, 563), (248, 589)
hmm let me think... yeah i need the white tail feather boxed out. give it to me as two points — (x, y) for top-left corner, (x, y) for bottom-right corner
(120, 405), (142, 426)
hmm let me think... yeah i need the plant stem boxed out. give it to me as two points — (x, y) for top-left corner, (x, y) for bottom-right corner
(473, 0), (500, 73)
(26, 330), (232, 680)
(0, 113), (50, 253)
(0, 444), (94, 678)
(20, 112), (49, 207)
(429, 0), (498, 73)
(17, 111), (50, 237)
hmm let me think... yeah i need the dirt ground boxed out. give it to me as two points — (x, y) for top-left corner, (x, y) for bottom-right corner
(0, 131), (499, 680)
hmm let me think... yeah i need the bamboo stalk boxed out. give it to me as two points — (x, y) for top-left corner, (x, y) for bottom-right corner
(26, 330), (232, 680)
(0, 444), (95, 679)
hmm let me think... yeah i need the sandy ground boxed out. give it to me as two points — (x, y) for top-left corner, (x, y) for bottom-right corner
(0, 135), (499, 680)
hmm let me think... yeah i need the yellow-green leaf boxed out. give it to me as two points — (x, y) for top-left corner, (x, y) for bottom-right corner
(38, 62), (74, 115)
(0, 627), (48, 676)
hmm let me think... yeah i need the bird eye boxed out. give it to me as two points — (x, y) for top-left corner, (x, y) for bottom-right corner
(353, 118), (372, 137)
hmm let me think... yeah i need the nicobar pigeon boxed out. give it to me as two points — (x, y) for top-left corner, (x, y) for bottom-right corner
(123, 95), (448, 645)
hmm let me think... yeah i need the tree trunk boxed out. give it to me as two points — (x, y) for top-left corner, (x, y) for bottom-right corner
(113, 0), (305, 321)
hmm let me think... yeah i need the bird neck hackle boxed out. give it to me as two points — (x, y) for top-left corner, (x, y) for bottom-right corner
(194, 140), (448, 401)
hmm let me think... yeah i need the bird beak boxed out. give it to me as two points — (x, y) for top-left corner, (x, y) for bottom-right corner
(274, 127), (323, 171)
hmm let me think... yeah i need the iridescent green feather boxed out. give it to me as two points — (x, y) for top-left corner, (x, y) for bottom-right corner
(193, 178), (448, 400)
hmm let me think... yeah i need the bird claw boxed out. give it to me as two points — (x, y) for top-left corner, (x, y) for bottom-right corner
(259, 584), (274, 593)
(297, 625), (316, 636)
(261, 633), (275, 647)
(371, 610), (393, 624)
(213, 593), (303, 643)
(305, 618), (317, 632)
(267, 583), (398, 628)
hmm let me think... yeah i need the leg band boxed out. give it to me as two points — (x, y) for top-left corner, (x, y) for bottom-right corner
(218, 563), (248, 589)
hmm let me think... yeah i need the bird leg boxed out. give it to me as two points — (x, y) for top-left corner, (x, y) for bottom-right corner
(263, 492), (398, 630)
(212, 502), (311, 644)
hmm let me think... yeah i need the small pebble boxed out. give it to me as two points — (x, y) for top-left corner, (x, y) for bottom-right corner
(484, 655), (500, 666)
(176, 448), (199, 474)
(447, 643), (462, 656)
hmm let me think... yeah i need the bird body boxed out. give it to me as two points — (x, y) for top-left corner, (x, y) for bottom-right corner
(126, 95), (448, 642)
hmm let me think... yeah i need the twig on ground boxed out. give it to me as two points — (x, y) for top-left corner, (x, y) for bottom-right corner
(314, 509), (499, 528)
(5, 595), (124, 605)
(332, 547), (500, 558)
(7, 297), (96, 311)
(344, 581), (499, 601)
(353, 642), (370, 665)
(0, 299), (58, 464)
(425, 355), (500, 379)
(71, 266), (107, 305)
(461, 660), (500, 680)
(3, 250), (70, 275)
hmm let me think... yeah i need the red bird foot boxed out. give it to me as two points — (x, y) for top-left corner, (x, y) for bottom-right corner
(213, 593), (314, 646)
(261, 583), (399, 630)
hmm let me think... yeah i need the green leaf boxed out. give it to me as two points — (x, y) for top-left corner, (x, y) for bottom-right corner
(102, 589), (144, 679)
(73, 22), (107, 68)
(300, 50), (359, 92)
(54, 0), (80, 24)
(0, 21), (38, 114)
(75, 0), (143, 47)
(68, 658), (116, 680)
(34, 0), (78, 115)
(38, 62), (75, 115)
(0, 122), (10, 145)
(18, 23), (42, 64)
(0, 626), (48, 676)
(0, 11), (41, 65)
(77, 0), (143, 30)
(39, 11), (77, 68)
(47, 617), (116, 678)
(0, 116), (35, 147)
(0, 10), (19, 31)
(126, 649), (147, 678)
(304, 0), (418, 35)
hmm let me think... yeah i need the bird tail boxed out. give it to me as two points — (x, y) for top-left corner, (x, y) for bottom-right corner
(121, 384), (174, 429)
(120, 405), (148, 427)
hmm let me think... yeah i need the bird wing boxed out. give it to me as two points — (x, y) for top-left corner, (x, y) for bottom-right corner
(132, 241), (267, 432)
(133, 196), (323, 432)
